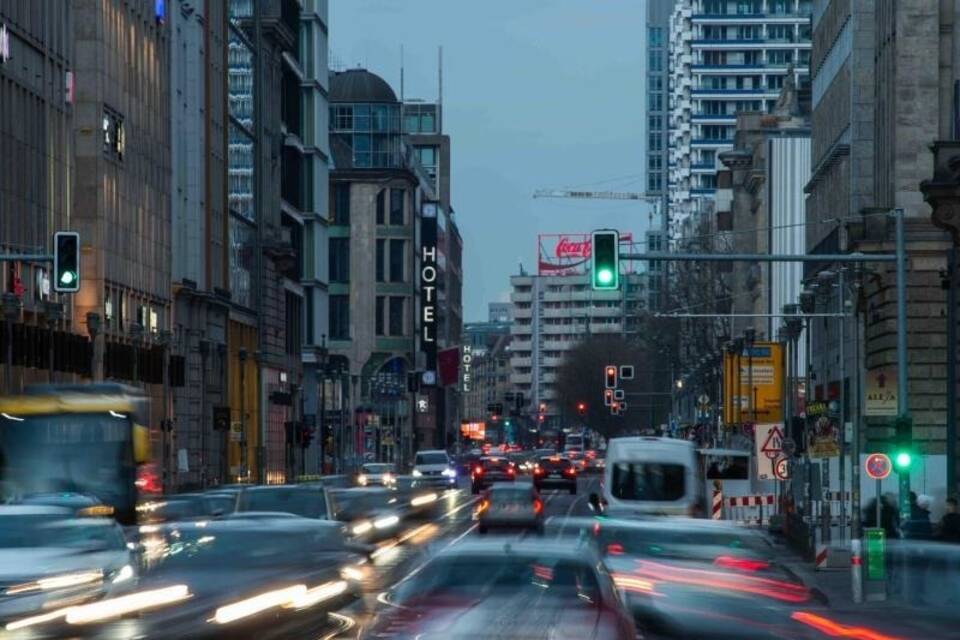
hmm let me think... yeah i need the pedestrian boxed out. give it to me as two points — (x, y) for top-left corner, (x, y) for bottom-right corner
(902, 492), (934, 540)
(938, 497), (960, 542)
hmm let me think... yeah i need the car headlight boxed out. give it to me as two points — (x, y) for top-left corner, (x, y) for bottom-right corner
(111, 564), (135, 585)
(374, 515), (400, 530)
(357, 474), (368, 486)
(352, 521), (373, 536)
(412, 469), (423, 477)
(441, 468), (456, 478)
(382, 473), (395, 484)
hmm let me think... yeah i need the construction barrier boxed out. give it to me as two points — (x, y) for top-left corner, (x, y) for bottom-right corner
(725, 494), (775, 526)
(712, 490), (723, 520)
(815, 544), (829, 570)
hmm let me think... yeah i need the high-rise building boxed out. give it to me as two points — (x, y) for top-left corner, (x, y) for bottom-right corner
(668, 0), (811, 227)
(488, 303), (511, 324)
(508, 272), (647, 423)
(170, 0), (230, 488)
(328, 68), (449, 463)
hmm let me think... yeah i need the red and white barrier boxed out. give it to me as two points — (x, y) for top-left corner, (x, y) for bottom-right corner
(815, 544), (829, 570)
(711, 490), (723, 520)
(725, 494), (775, 526)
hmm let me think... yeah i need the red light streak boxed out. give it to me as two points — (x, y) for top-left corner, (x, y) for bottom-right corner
(790, 612), (904, 640)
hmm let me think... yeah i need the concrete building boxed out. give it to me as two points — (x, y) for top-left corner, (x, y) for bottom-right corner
(328, 68), (442, 464)
(488, 302), (511, 324)
(509, 272), (648, 424)
(170, 0), (231, 488)
(645, 0), (671, 311)
(461, 319), (512, 427)
(669, 0), (811, 228)
(0, 1), (77, 391)
(807, 0), (958, 489)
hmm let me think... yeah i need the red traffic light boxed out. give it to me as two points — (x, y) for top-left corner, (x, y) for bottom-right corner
(576, 402), (587, 415)
(604, 389), (614, 406)
(605, 365), (617, 389)
(538, 415), (545, 423)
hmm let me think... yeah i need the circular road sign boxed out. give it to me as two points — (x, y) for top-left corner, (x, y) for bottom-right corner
(774, 456), (790, 480)
(864, 453), (892, 480)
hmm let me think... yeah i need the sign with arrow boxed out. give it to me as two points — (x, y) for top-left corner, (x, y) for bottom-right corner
(864, 365), (897, 417)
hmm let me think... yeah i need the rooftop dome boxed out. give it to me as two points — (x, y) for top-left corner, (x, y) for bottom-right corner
(330, 68), (398, 104)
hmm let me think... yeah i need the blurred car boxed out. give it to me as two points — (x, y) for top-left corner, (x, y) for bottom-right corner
(15, 492), (104, 512)
(0, 505), (136, 625)
(549, 516), (818, 639)
(507, 451), (534, 474)
(356, 463), (396, 487)
(568, 451), (589, 472)
(235, 485), (332, 520)
(533, 456), (577, 494)
(476, 483), (543, 535)
(412, 450), (458, 488)
(587, 454), (606, 474)
(13, 517), (365, 638)
(327, 488), (402, 542)
(470, 456), (516, 494)
(601, 436), (699, 517)
(362, 539), (636, 639)
(138, 493), (234, 523)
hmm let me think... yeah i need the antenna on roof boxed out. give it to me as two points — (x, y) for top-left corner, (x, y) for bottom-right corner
(438, 46), (443, 133)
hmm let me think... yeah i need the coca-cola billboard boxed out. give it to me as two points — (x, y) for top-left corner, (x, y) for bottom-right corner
(538, 233), (633, 275)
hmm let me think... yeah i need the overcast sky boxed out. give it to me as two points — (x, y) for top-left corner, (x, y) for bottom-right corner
(329, 0), (653, 322)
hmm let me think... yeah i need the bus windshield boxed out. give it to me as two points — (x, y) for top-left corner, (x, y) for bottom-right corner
(0, 413), (137, 522)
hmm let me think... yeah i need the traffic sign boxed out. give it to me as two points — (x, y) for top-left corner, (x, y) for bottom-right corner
(698, 394), (710, 406)
(865, 453), (892, 480)
(760, 424), (784, 460)
(774, 456), (789, 480)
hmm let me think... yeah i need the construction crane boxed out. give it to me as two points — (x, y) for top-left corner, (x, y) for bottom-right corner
(533, 188), (663, 225)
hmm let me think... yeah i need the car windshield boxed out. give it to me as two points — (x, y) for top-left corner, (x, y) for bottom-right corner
(416, 453), (448, 465)
(362, 464), (393, 474)
(328, 491), (392, 518)
(154, 527), (346, 569)
(490, 488), (533, 504)
(540, 458), (571, 470)
(483, 458), (511, 470)
(0, 515), (124, 549)
(236, 488), (327, 519)
(391, 555), (600, 607)
(610, 462), (685, 501)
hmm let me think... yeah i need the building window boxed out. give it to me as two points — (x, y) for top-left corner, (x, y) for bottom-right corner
(376, 239), (385, 282)
(285, 292), (302, 356)
(389, 189), (404, 225)
(389, 297), (404, 336)
(767, 49), (793, 65)
(648, 26), (663, 47)
(376, 296), (385, 336)
(329, 295), (350, 340)
(333, 183), (350, 225)
(329, 237), (350, 282)
(647, 174), (663, 192)
(648, 132), (662, 151)
(648, 50), (662, 72)
(376, 190), (385, 225)
(389, 239), (405, 282)
(648, 93), (663, 111)
(648, 115), (663, 131)
(767, 24), (794, 42)
(648, 154), (662, 171)
(767, 74), (785, 90)
(228, 124), (255, 221)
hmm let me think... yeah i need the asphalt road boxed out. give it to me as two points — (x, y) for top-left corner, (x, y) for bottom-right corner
(321, 474), (602, 638)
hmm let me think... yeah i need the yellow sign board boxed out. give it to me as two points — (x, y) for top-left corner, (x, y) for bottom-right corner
(723, 342), (783, 425)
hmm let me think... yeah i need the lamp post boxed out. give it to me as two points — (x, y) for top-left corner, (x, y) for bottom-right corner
(2, 293), (21, 393)
(86, 312), (102, 382)
(43, 301), (63, 383)
(238, 347), (247, 481)
(744, 328), (756, 425)
(316, 335), (328, 475)
(198, 339), (211, 489)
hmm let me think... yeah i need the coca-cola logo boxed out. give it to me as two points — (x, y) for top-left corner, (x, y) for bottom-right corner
(555, 236), (591, 259)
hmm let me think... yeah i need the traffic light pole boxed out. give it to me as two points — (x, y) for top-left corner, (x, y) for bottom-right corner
(895, 209), (911, 525)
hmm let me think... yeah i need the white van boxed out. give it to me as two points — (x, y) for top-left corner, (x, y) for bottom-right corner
(596, 437), (700, 517)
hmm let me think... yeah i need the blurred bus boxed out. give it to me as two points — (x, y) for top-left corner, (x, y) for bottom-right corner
(0, 384), (152, 525)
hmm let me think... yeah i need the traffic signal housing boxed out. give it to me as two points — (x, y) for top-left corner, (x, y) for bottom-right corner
(576, 401), (587, 416)
(591, 230), (619, 290)
(54, 231), (80, 293)
(605, 365), (617, 389)
(892, 415), (913, 472)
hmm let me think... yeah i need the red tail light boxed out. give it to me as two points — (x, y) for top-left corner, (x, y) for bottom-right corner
(606, 542), (625, 555)
(533, 498), (543, 514)
(533, 466), (544, 476)
(136, 464), (162, 495)
(473, 466), (484, 475)
(564, 466), (576, 476)
(714, 555), (770, 572)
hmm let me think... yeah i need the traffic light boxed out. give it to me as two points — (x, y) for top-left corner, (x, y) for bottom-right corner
(605, 365), (617, 389)
(591, 230), (619, 290)
(54, 231), (80, 293)
(576, 401), (587, 416)
(604, 389), (614, 406)
(892, 415), (913, 472)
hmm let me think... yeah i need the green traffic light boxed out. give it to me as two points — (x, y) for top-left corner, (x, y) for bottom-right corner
(894, 451), (912, 469)
(59, 271), (76, 285)
(597, 268), (614, 285)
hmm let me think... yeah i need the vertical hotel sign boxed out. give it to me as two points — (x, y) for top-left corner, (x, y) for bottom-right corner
(420, 202), (439, 379)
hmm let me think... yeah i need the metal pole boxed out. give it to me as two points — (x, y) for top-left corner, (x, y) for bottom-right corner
(895, 208), (910, 524)
(852, 281), (864, 603)
(621, 252), (898, 263)
(319, 367), (326, 475)
(947, 246), (957, 498)
(839, 268), (847, 543)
